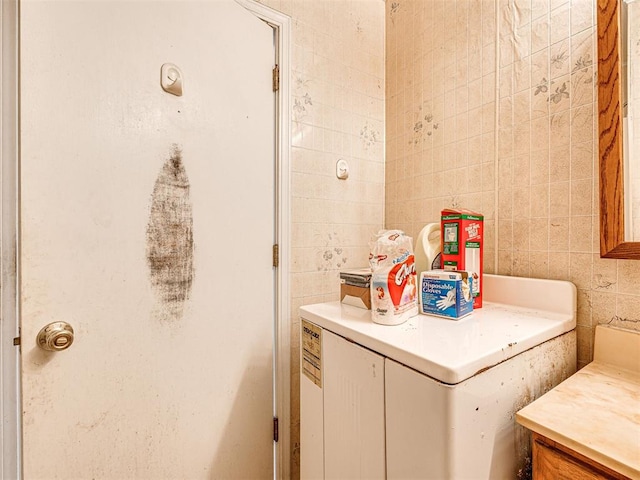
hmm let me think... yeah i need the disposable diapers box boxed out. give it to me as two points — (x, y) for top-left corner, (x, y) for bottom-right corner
(419, 270), (473, 319)
(441, 209), (483, 308)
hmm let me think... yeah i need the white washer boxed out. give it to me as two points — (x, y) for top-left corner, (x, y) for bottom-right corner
(300, 274), (577, 479)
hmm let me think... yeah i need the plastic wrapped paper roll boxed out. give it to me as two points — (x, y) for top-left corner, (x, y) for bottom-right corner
(368, 230), (418, 325)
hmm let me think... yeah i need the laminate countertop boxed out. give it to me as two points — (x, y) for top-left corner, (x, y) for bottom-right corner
(516, 325), (640, 479)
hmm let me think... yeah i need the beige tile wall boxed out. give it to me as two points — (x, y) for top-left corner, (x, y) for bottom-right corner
(387, 0), (640, 380)
(257, 0), (386, 476)
(496, 0), (599, 367)
(385, 0), (499, 273)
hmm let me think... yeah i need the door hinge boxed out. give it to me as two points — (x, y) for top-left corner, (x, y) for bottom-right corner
(13, 337), (20, 346)
(272, 65), (280, 92)
(273, 417), (279, 442)
(273, 244), (279, 268)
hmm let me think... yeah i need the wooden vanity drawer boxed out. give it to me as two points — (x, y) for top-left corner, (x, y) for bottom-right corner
(533, 433), (631, 480)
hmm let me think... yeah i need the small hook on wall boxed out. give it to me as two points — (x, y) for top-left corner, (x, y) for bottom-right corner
(336, 159), (349, 180)
(161, 63), (183, 97)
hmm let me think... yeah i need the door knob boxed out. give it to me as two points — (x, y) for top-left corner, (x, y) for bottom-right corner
(36, 322), (74, 351)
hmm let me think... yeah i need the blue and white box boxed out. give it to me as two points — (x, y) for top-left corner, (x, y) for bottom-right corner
(419, 270), (474, 319)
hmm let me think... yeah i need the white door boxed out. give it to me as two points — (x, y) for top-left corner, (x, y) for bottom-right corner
(19, 1), (276, 478)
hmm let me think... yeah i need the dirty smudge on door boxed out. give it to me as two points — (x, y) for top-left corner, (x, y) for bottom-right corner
(146, 145), (194, 319)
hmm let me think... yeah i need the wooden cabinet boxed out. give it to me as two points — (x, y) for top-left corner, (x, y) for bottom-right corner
(532, 433), (631, 480)
(517, 326), (640, 480)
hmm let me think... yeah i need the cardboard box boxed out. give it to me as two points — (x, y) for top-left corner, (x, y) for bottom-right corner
(340, 284), (372, 309)
(441, 209), (483, 308)
(419, 270), (473, 319)
(340, 268), (372, 310)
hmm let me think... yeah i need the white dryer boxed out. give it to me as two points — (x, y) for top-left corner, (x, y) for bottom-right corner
(300, 274), (577, 479)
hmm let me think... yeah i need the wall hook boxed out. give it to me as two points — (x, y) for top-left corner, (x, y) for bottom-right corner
(336, 159), (349, 180)
(161, 63), (183, 97)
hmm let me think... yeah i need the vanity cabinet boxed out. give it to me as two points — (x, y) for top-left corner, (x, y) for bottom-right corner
(532, 433), (631, 480)
(517, 326), (640, 480)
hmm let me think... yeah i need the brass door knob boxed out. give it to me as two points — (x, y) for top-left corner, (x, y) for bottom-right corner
(36, 322), (74, 351)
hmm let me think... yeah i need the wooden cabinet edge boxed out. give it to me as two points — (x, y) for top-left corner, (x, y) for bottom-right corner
(532, 433), (632, 480)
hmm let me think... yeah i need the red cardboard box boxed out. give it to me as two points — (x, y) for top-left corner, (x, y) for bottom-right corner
(441, 209), (484, 308)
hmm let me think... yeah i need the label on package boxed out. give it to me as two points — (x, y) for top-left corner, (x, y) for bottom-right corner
(443, 221), (459, 255)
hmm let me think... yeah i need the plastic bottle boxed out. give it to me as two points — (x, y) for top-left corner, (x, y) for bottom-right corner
(414, 222), (442, 277)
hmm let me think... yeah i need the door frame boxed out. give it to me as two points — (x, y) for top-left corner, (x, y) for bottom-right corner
(234, 1), (292, 478)
(0, 1), (291, 478)
(1, 0), (20, 479)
